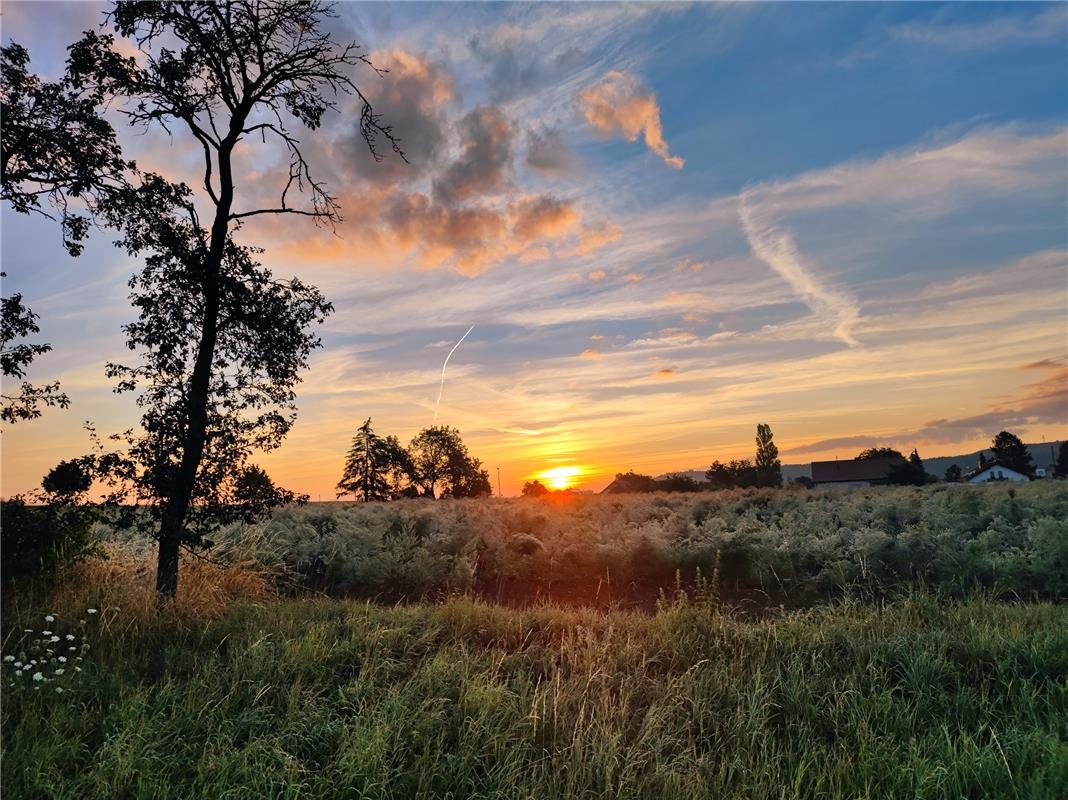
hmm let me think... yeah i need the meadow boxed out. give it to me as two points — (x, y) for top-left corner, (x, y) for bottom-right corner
(3, 482), (1067, 798)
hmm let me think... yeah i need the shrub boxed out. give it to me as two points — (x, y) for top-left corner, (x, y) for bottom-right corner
(0, 499), (98, 582)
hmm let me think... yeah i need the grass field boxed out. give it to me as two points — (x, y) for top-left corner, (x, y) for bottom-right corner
(3, 592), (1067, 799)
(3, 484), (1067, 798)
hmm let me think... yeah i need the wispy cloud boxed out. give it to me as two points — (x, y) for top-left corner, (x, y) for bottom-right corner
(738, 192), (861, 347)
(891, 6), (1067, 51)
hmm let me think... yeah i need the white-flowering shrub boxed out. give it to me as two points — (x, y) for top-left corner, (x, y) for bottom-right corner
(4, 609), (96, 693)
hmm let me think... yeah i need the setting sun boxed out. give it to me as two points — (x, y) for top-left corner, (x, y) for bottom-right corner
(537, 466), (582, 491)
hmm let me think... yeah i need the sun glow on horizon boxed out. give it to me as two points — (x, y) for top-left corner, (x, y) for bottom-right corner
(537, 466), (582, 491)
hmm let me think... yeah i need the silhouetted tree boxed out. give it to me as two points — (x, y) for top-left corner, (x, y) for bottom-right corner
(856, 447), (904, 461)
(704, 460), (733, 489)
(990, 431), (1035, 477)
(2, 41), (132, 423)
(522, 479), (550, 497)
(754, 423), (782, 487)
(337, 418), (413, 501)
(41, 458), (93, 499)
(231, 465), (305, 521)
(603, 471), (659, 494)
(1, 42), (129, 255)
(657, 473), (700, 493)
(792, 475), (815, 489)
(408, 426), (488, 498)
(1, 281), (69, 423)
(68, 1), (403, 602)
(1055, 442), (1068, 478)
(944, 464), (962, 483)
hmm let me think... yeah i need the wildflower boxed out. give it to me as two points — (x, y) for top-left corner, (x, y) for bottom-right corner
(3, 655), (13, 662)
(30, 660), (37, 665)
(50, 636), (60, 643)
(87, 609), (98, 615)
(42, 631), (52, 636)
(55, 687), (64, 693)
(45, 615), (55, 623)
(32, 672), (44, 682)
(23, 629), (32, 633)
(79, 619), (86, 625)
(58, 657), (67, 663)
(13, 661), (22, 668)
(54, 669), (65, 675)
(65, 634), (75, 641)
(68, 647), (76, 651)
(74, 667), (82, 672)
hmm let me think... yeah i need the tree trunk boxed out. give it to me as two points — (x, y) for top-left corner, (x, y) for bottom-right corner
(154, 131), (239, 605)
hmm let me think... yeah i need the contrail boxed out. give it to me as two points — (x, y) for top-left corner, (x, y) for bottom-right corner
(434, 325), (475, 420)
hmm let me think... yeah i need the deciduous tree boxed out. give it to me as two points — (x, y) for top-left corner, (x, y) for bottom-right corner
(68, 1), (403, 601)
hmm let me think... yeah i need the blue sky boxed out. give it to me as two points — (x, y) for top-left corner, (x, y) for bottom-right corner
(2, 1), (1066, 495)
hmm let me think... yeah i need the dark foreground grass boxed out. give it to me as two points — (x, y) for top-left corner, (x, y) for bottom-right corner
(3, 593), (1066, 799)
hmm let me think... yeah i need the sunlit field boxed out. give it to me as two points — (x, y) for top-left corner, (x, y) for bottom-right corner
(3, 483), (1067, 798)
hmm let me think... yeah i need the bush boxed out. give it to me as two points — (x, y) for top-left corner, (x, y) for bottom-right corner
(0, 499), (99, 582)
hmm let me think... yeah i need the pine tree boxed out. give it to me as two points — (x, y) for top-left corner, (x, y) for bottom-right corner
(754, 423), (782, 487)
(944, 464), (962, 483)
(990, 431), (1035, 476)
(337, 419), (411, 501)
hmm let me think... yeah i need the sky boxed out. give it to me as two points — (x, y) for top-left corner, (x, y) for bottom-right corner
(2, 1), (1066, 497)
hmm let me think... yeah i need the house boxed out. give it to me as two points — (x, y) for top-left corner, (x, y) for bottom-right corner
(810, 456), (902, 488)
(965, 461), (1031, 484)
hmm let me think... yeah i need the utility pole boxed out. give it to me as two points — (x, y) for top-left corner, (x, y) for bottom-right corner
(496, 466), (502, 497)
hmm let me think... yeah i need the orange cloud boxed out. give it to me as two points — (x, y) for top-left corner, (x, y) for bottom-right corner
(587, 270), (607, 282)
(579, 71), (684, 169)
(511, 196), (581, 240)
(580, 348), (602, 359)
(562, 222), (623, 258)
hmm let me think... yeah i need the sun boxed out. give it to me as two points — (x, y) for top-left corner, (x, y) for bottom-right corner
(538, 466), (581, 491)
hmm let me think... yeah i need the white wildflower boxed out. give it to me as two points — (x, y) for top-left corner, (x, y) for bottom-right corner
(3, 655), (13, 662)
(74, 667), (82, 672)
(87, 609), (98, 614)
(58, 657), (67, 663)
(55, 687), (64, 693)
(13, 661), (22, 668)
(50, 636), (60, 643)
(45, 615), (55, 623)
(42, 631), (52, 636)
(54, 669), (65, 675)
(32, 672), (44, 682)
(66, 634), (75, 641)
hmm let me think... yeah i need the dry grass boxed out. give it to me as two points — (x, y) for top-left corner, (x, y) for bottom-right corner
(4, 542), (275, 640)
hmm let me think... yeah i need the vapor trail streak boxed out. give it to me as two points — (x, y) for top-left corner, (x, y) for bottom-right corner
(434, 325), (475, 420)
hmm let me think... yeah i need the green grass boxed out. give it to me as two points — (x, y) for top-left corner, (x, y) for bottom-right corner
(4, 593), (1067, 799)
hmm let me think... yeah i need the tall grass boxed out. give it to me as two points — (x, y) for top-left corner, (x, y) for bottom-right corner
(3, 590), (1066, 799)
(210, 481), (1068, 604)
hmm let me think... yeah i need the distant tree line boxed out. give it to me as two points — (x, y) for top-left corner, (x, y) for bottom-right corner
(595, 427), (1066, 496)
(337, 419), (492, 501)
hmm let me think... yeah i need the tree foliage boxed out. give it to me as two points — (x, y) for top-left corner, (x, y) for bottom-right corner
(1, 42), (129, 255)
(1055, 442), (1068, 478)
(407, 426), (491, 499)
(990, 431), (1035, 477)
(944, 464), (962, 483)
(754, 423), (782, 487)
(63, 0), (404, 600)
(1, 280), (70, 423)
(337, 418), (414, 501)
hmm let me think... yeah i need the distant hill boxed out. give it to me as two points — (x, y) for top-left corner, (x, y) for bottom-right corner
(658, 441), (1065, 483)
